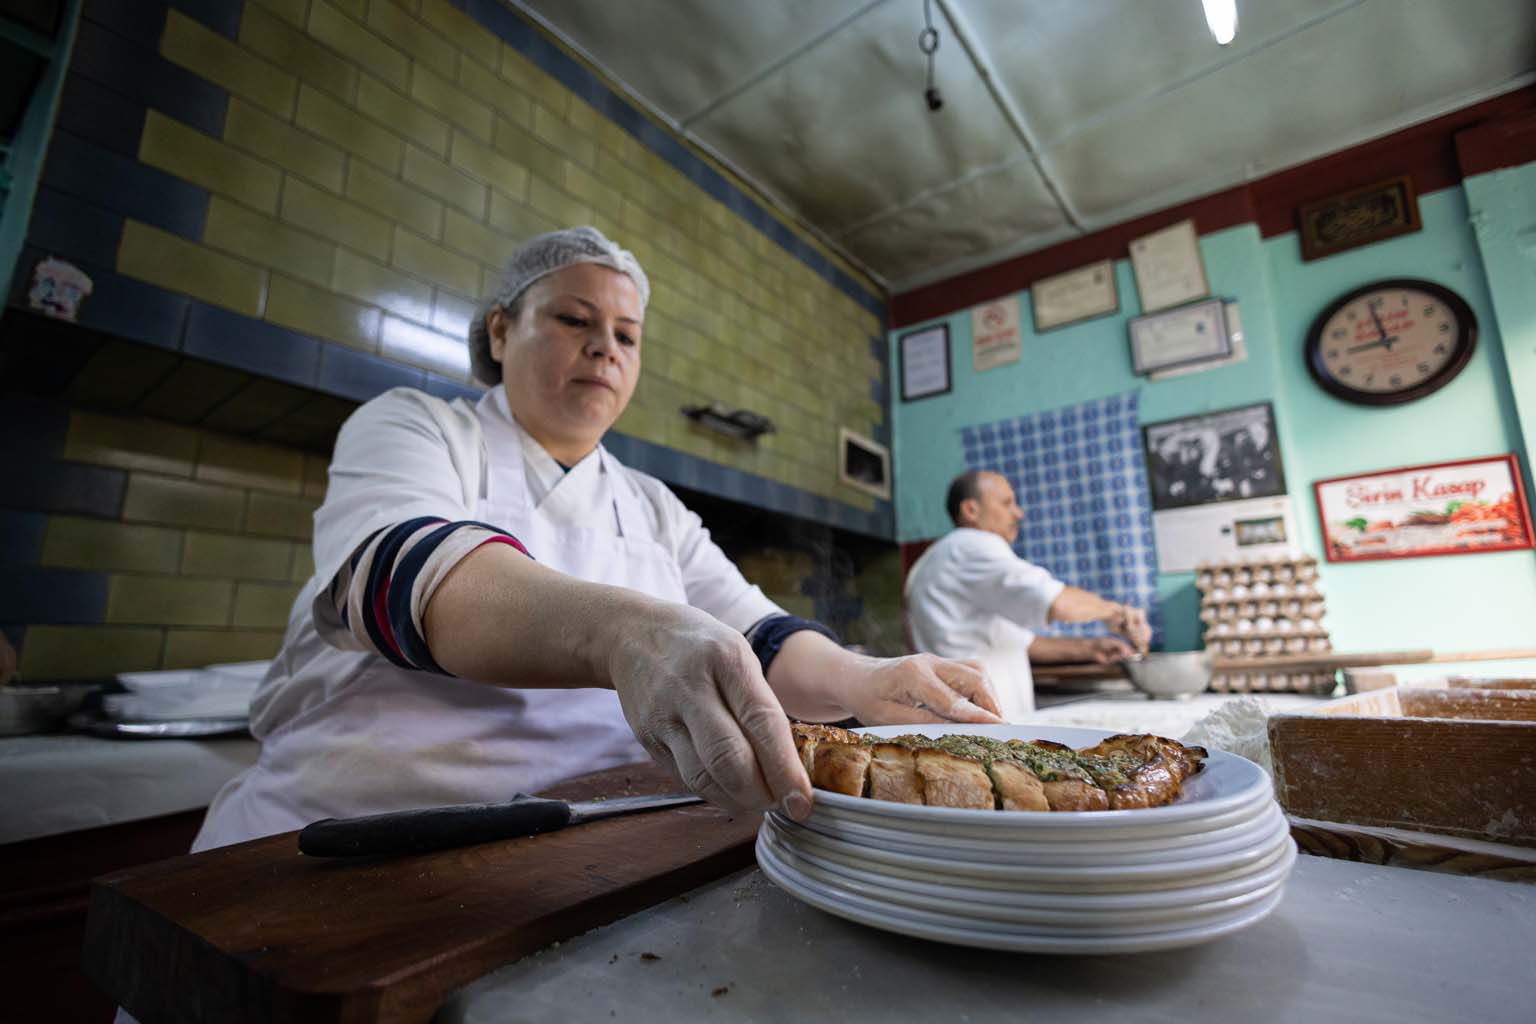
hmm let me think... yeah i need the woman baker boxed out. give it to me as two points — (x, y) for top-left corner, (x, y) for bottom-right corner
(192, 227), (1000, 851)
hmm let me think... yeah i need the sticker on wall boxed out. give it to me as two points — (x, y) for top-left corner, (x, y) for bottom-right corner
(970, 296), (1021, 372)
(28, 256), (94, 322)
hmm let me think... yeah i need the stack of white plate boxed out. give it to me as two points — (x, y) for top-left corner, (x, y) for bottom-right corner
(759, 724), (1295, 953)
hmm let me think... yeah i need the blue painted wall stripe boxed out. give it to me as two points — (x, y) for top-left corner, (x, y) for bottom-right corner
(602, 429), (894, 538)
(42, 130), (209, 241)
(71, 15), (228, 138)
(0, 510), (48, 568)
(169, 0), (241, 39)
(0, 394), (70, 459)
(317, 344), (426, 402)
(82, 0), (165, 49)
(0, 568), (109, 625)
(4, 456), (127, 519)
(183, 303), (320, 385)
(56, 73), (146, 157)
(27, 186), (125, 268)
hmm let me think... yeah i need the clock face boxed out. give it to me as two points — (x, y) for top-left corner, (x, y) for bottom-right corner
(1306, 279), (1476, 406)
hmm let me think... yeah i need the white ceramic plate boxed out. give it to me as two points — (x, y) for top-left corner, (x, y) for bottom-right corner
(807, 725), (1273, 841)
(765, 818), (1296, 895)
(790, 797), (1281, 866)
(767, 810), (1294, 887)
(764, 826), (1299, 913)
(759, 827), (1292, 931)
(757, 835), (1290, 954)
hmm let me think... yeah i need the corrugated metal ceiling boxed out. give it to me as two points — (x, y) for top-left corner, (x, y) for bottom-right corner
(511, 0), (1536, 291)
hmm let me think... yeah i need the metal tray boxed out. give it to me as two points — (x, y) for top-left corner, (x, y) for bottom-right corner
(67, 710), (250, 739)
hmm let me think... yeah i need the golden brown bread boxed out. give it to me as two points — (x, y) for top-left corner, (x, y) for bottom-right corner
(810, 741), (872, 797)
(788, 722), (1206, 813)
(913, 748), (994, 809)
(987, 759), (1050, 811)
(867, 743), (925, 804)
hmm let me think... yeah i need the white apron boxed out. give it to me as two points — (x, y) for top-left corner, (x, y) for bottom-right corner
(982, 618), (1036, 721)
(192, 395), (686, 851)
(904, 533), (1044, 723)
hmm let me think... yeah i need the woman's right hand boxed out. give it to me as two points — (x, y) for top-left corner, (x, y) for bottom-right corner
(604, 601), (812, 820)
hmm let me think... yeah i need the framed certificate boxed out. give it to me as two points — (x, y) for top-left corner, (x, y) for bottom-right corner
(1129, 219), (1210, 312)
(1031, 259), (1118, 332)
(898, 324), (951, 401)
(1128, 298), (1231, 375)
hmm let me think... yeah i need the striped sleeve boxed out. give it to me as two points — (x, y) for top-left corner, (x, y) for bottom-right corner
(314, 517), (531, 674)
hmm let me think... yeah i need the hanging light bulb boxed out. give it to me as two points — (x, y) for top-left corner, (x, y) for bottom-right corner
(1201, 0), (1238, 45)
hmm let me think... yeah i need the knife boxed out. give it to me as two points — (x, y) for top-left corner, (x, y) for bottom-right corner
(298, 792), (704, 858)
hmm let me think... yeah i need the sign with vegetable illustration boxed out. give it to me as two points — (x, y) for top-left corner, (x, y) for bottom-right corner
(1314, 455), (1533, 563)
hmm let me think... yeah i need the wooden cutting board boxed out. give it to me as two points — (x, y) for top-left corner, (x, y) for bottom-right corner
(83, 763), (760, 1024)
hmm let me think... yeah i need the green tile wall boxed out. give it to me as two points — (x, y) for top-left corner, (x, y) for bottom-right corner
(109, 0), (884, 513)
(17, 407), (319, 680)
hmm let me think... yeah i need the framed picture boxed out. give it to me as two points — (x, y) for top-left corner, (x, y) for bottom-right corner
(838, 427), (891, 501)
(1297, 175), (1421, 262)
(1313, 454), (1533, 563)
(898, 324), (951, 401)
(1129, 219), (1209, 312)
(1128, 298), (1232, 375)
(1031, 259), (1118, 332)
(1142, 402), (1287, 511)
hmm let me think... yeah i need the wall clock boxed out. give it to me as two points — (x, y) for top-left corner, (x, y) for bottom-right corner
(1305, 278), (1476, 406)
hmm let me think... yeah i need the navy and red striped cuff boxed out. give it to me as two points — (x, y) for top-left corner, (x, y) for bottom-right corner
(345, 517), (530, 675)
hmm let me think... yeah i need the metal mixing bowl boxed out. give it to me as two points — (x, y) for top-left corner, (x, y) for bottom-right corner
(1121, 651), (1212, 700)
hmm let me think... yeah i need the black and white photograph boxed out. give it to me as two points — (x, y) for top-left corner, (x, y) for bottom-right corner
(1142, 402), (1287, 510)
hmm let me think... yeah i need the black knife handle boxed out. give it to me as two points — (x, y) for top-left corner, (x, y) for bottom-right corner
(298, 796), (573, 857)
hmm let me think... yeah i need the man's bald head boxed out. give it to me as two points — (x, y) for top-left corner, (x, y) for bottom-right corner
(946, 470), (1024, 543)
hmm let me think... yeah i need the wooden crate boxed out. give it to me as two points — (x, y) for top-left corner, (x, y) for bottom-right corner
(1268, 685), (1536, 849)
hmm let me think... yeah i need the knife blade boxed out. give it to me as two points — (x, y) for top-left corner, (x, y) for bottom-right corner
(297, 791), (704, 858)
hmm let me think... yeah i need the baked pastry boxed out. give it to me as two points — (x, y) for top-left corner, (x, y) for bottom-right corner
(789, 723), (1206, 812)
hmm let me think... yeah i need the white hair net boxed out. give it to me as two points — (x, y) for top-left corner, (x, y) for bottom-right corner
(468, 226), (649, 386)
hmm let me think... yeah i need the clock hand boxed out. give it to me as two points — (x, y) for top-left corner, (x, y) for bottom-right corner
(1367, 305), (1397, 350)
(1346, 337), (1396, 355)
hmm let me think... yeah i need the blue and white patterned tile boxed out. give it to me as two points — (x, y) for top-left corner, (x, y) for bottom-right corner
(960, 390), (1162, 643)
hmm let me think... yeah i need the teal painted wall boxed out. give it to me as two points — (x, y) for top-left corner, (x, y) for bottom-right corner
(889, 187), (1536, 675)
(1463, 163), (1536, 500)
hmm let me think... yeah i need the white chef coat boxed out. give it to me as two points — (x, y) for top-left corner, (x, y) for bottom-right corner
(190, 386), (782, 852)
(904, 527), (1065, 721)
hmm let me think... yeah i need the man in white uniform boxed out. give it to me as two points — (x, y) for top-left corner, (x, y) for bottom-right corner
(905, 470), (1152, 720)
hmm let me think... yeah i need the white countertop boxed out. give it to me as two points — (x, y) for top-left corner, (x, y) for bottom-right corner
(1029, 691), (1323, 737)
(0, 734), (258, 844)
(440, 856), (1535, 1024)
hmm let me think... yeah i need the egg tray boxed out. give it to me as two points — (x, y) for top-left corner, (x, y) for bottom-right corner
(1211, 669), (1337, 695)
(1194, 557), (1319, 595)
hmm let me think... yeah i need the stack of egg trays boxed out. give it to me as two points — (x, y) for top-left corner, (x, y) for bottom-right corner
(1195, 556), (1336, 695)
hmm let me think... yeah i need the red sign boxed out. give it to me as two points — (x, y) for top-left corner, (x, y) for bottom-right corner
(1313, 455), (1533, 562)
